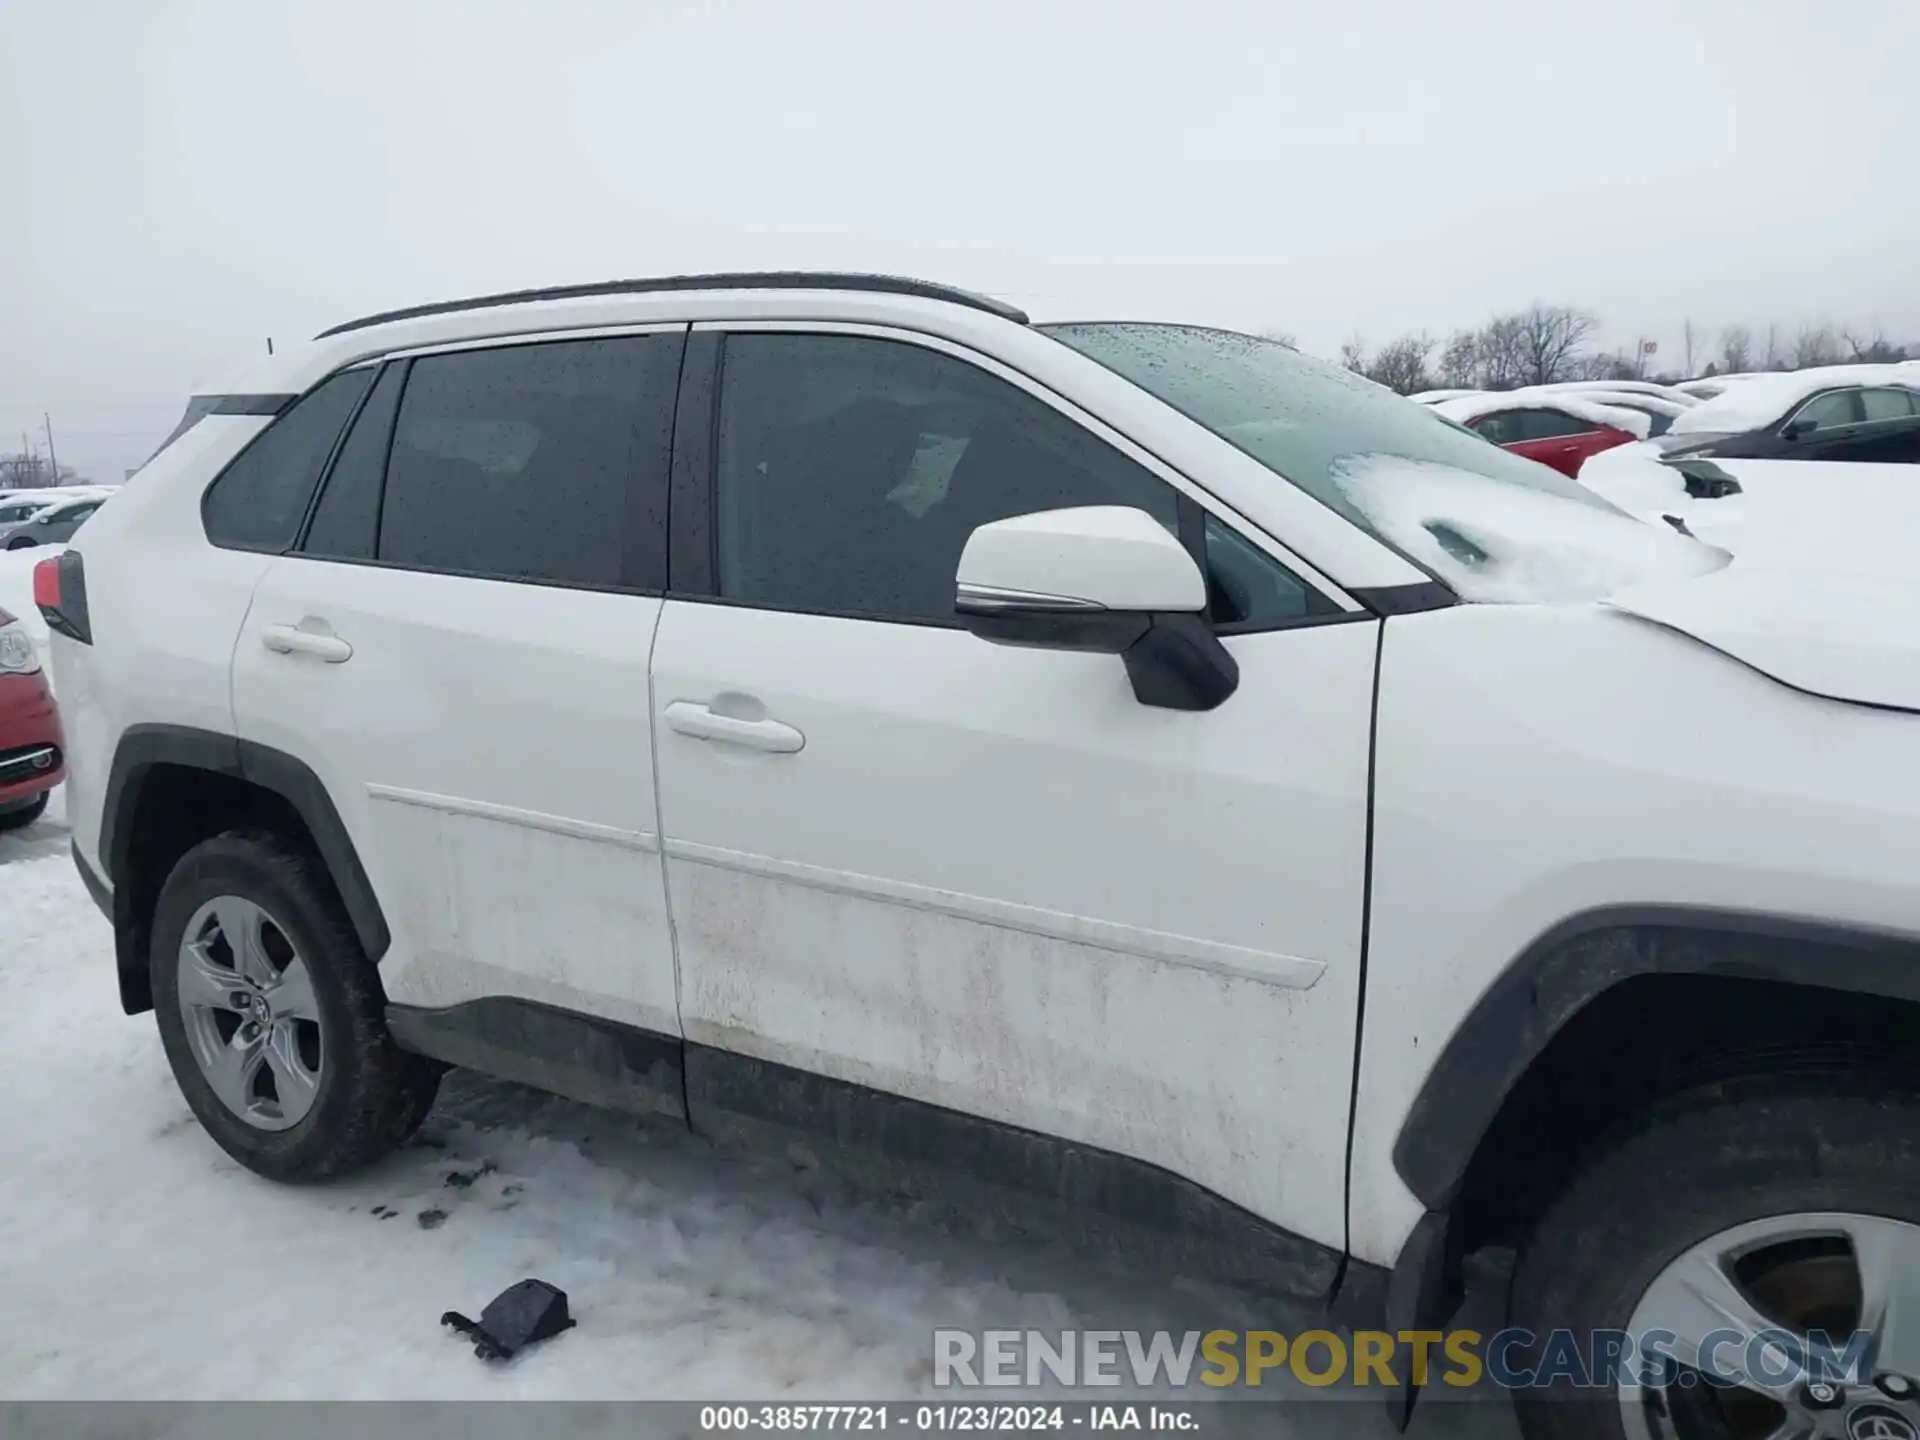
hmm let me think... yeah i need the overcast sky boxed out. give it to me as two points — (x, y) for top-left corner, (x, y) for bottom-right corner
(4, 0), (1918, 480)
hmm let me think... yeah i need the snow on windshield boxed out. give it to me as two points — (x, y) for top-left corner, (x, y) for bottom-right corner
(1333, 455), (1729, 603)
(1669, 364), (1920, 435)
(1434, 391), (1653, 438)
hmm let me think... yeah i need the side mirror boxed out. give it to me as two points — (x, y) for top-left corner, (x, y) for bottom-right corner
(954, 505), (1239, 712)
(1782, 416), (1818, 441)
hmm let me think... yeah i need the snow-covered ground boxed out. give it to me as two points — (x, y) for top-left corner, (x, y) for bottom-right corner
(1580, 445), (1920, 574)
(0, 789), (1500, 1434)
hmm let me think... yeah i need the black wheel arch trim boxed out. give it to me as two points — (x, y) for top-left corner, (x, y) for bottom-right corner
(100, 723), (391, 961)
(1391, 903), (1920, 1210)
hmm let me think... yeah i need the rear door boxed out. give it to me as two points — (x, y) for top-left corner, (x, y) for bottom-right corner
(231, 329), (687, 1068)
(649, 326), (1378, 1255)
(1805, 389), (1920, 463)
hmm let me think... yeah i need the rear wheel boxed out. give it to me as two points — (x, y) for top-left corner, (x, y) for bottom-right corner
(1511, 1081), (1920, 1440)
(150, 828), (439, 1180)
(6, 536), (35, 549)
(0, 791), (50, 832)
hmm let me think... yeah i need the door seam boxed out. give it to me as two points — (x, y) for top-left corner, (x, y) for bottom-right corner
(643, 596), (692, 1127)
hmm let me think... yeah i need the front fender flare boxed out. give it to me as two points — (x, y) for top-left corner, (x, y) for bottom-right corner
(1391, 905), (1920, 1211)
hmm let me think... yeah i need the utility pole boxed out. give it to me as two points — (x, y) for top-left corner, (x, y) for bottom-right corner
(43, 414), (58, 482)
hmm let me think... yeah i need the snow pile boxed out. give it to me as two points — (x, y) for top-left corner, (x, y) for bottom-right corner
(1669, 365), (1920, 435)
(1579, 447), (1920, 578)
(1433, 392), (1652, 439)
(1332, 455), (1728, 603)
(1577, 442), (1692, 514)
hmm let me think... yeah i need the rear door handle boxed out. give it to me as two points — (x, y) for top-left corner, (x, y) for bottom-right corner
(664, 700), (804, 753)
(263, 624), (353, 664)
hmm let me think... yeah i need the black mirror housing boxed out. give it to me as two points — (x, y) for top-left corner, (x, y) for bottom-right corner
(957, 599), (1239, 712)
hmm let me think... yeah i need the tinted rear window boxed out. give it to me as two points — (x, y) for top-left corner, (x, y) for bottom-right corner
(373, 334), (681, 589)
(202, 371), (374, 551)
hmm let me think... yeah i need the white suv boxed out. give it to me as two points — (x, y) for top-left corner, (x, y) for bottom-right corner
(41, 274), (1920, 1437)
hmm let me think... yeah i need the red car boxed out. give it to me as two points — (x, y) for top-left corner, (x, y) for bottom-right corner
(1437, 399), (1641, 477)
(0, 602), (64, 832)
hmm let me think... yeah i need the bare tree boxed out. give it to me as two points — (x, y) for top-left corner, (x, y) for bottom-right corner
(1472, 314), (1535, 390)
(1717, 325), (1753, 375)
(1362, 333), (1434, 395)
(1508, 304), (1599, 387)
(1791, 323), (1842, 369)
(1437, 329), (1481, 389)
(1841, 325), (1909, 364)
(1682, 320), (1697, 378)
(0, 452), (58, 489)
(1338, 337), (1368, 374)
(1571, 351), (1640, 382)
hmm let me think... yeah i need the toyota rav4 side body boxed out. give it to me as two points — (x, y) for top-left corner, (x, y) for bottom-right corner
(41, 274), (1920, 1440)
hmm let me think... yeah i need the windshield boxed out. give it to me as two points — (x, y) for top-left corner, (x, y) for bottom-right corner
(1044, 322), (1728, 602)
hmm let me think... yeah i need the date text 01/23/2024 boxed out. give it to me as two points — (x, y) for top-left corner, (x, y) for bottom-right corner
(698, 1404), (1202, 1432)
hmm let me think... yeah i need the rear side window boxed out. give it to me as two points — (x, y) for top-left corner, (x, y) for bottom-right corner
(371, 335), (681, 589)
(203, 370), (374, 551)
(303, 362), (406, 561)
(1509, 408), (1596, 441)
(1860, 388), (1917, 422)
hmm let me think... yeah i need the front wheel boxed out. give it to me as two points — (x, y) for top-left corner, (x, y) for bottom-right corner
(150, 828), (440, 1181)
(6, 536), (35, 550)
(1510, 1081), (1920, 1440)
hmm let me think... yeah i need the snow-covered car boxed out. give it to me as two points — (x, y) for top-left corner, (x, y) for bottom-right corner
(39, 273), (1920, 1440)
(0, 496), (56, 528)
(1530, 379), (1698, 405)
(1432, 389), (1652, 474)
(0, 494), (107, 550)
(1660, 364), (1920, 464)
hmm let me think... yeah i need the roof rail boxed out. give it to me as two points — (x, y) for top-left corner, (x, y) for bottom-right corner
(315, 271), (1030, 340)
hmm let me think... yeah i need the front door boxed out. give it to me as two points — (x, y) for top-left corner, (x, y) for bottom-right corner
(649, 328), (1377, 1251)
(232, 329), (687, 1054)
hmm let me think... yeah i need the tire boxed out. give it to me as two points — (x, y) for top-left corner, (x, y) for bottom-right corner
(6, 536), (35, 550)
(0, 791), (50, 832)
(1510, 1077), (1920, 1440)
(150, 828), (440, 1181)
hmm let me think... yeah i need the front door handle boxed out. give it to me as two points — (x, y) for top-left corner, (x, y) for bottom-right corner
(664, 700), (804, 753)
(263, 623), (353, 664)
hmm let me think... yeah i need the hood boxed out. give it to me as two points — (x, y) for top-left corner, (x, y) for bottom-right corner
(1332, 455), (1731, 603)
(1605, 566), (1920, 714)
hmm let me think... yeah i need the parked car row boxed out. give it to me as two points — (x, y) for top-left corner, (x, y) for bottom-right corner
(1410, 365), (1920, 477)
(1413, 382), (1696, 475)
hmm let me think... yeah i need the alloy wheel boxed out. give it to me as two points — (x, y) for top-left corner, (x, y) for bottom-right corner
(175, 896), (324, 1131)
(1621, 1212), (1920, 1440)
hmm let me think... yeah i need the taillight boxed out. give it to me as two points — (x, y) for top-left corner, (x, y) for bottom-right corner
(34, 552), (91, 645)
